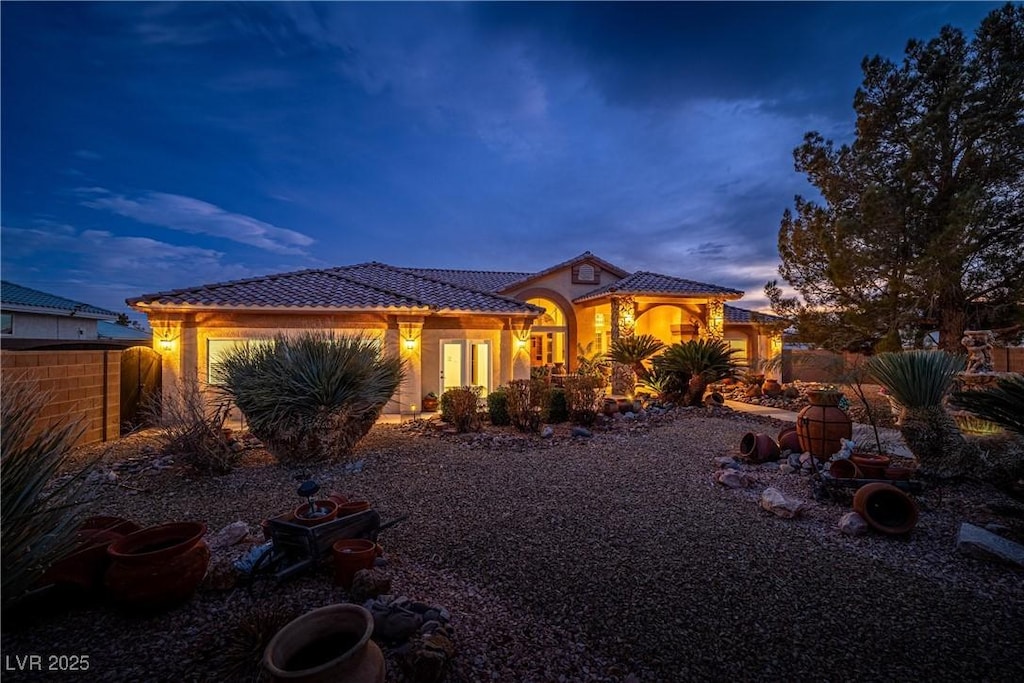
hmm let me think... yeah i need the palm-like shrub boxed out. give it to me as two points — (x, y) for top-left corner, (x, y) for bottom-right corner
(607, 334), (665, 394)
(215, 332), (404, 463)
(866, 350), (968, 478)
(2, 378), (92, 609)
(576, 342), (609, 379)
(950, 374), (1024, 436)
(654, 339), (741, 406)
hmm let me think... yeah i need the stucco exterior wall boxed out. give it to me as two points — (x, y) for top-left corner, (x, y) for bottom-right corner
(2, 312), (100, 340)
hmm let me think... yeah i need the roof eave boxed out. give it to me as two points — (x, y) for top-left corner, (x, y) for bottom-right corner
(0, 303), (115, 319)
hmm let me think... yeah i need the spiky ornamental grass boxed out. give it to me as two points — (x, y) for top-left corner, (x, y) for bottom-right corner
(1, 379), (93, 609)
(867, 350), (970, 478)
(214, 332), (404, 464)
(950, 373), (1024, 436)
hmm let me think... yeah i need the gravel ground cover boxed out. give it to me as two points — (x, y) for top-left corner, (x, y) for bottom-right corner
(3, 408), (1023, 682)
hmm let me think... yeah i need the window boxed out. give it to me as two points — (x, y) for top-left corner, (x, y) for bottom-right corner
(0, 313), (12, 335)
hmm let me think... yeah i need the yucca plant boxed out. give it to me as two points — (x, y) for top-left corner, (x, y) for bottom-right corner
(950, 373), (1024, 436)
(866, 350), (968, 478)
(607, 334), (665, 395)
(1, 378), (93, 609)
(654, 339), (741, 406)
(214, 332), (404, 463)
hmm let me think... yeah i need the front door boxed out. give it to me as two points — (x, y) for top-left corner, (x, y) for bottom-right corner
(440, 340), (491, 396)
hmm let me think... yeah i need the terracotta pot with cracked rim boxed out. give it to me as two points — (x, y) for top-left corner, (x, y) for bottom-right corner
(853, 482), (919, 535)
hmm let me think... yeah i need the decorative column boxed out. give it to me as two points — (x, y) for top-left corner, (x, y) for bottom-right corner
(704, 299), (724, 341)
(610, 295), (636, 395)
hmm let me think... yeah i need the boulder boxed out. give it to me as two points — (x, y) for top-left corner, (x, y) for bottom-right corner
(956, 523), (1024, 569)
(715, 469), (750, 489)
(350, 568), (392, 603)
(760, 487), (807, 519)
(713, 456), (739, 470)
(207, 521), (250, 550)
(838, 511), (869, 536)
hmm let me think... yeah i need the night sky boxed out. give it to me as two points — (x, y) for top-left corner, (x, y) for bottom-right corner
(1, 1), (1002, 323)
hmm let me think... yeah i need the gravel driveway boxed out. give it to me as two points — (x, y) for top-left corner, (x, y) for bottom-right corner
(3, 410), (1022, 682)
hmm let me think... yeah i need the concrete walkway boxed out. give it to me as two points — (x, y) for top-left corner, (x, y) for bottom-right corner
(725, 399), (914, 458)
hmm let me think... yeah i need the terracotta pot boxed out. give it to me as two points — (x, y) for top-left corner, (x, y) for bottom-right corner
(828, 459), (861, 479)
(739, 432), (780, 463)
(884, 466), (916, 481)
(332, 539), (382, 589)
(105, 522), (210, 610)
(853, 482), (919, 535)
(43, 516), (140, 590)
(850, 454), (892, 479)
(777, 426), (802, 454)
(264, 604), (385, 683)
(327, 492), (349, 506)
(421, 397), (439, 412)
(796, 402), (852, 461)
(292, 500), (339, 527)
(337, 501), (372, 518)
(762, 379), (782, 397)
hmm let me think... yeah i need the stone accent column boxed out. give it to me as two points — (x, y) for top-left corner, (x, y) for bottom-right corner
(705, 299), (724, 341)
(610, 296), (636, 395)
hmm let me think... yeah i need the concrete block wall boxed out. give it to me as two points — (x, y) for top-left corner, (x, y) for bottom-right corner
(1, 350), (121, 447)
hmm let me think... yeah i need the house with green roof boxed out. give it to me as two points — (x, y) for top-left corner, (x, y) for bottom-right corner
(128, 251), (782, 415)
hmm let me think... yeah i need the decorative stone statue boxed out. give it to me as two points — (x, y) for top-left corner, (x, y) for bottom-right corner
(961, 330), (994, 374)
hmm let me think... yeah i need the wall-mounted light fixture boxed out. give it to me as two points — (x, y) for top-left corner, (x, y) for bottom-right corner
(158, 337), (174, 352)
(403, 337), (417, 351)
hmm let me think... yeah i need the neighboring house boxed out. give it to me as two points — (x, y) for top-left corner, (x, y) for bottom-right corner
(0, 281), (126, 349)
(128, 251), (783, 414)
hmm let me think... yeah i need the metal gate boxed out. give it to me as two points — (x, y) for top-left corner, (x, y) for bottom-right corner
(120, 346), (162, 434)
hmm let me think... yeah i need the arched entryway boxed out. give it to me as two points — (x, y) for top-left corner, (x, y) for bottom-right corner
(525, 296), (569, 374)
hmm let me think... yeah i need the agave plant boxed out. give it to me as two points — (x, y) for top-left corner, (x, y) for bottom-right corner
(866, 350), (968, 478)
(1, 379), (93, 609)
(607, 334), (665, 394)
(950, 373), (1024, 436)
(654, 339), (741, 406)
(215, 332), (405, 463)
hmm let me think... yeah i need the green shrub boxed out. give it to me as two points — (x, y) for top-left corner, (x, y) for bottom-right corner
(563, 375), (605, 426)
(543, 387), (569, 423)
(214, 332), (404, 464)
(487, 388), (511, 426)
(439, 390), (455, 423)
(156, 378), (239, 475)
(2, 377), (93, 609)
(441, 386), (482, 432)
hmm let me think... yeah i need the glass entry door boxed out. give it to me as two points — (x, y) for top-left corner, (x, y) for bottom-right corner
(441, 340), (491, 396)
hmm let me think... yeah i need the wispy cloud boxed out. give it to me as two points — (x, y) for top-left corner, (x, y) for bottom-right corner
(79, 189), (314, 255)
(1, 222), (261, 315)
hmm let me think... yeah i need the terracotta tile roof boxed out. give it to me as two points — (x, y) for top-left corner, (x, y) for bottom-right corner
(128, 263), (542, 315)
(2, 281), (118, 319)
(401, 268), (529, 293)
(725, 305), (784, 324)
(572, 271), (743, 302)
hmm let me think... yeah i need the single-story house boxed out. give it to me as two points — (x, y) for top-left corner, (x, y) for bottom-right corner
(128, 251), (783, 415)
(0, 281), (136, 350)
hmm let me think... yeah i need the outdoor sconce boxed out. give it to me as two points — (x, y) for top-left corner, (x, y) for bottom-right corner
(403, 337), (417, 351)
(515, 337), (528, 350)
(158, 337), (174, 352)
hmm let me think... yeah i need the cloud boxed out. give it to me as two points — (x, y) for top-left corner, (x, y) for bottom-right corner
(0, 223), (260, 315)
(79, 189), (314, 255)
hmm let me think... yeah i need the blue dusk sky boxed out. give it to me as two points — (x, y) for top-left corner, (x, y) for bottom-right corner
(1, 1), (1003, 323)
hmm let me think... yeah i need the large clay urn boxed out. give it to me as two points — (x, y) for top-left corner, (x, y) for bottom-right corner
(263, 604), (385, 683)
(104, 522), (210, 611)
(796, 390), (852, 461)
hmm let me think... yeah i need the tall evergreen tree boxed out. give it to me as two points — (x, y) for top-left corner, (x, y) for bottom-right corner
(770, 4), (1024, 352)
